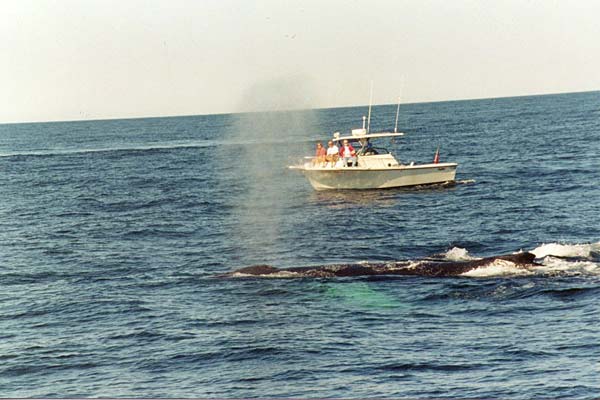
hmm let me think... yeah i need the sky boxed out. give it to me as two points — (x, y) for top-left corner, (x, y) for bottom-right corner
(2, 0), (600, 123)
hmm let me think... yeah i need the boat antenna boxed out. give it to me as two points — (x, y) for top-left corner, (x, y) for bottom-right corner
(367, 81), (373, 133)
(394, 76), (405, 133)
(394, 95), (401, 133)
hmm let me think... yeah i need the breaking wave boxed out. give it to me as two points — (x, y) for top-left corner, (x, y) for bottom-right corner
(443, 247), (477, 261)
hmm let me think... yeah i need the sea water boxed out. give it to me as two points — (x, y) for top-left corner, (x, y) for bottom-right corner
(1, 91), (599, 397)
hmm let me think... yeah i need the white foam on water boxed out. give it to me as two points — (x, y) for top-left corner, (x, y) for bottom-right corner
(535, 256), (600, 276)
(230, 271), (301, 278)
(530, 242), (600, 259)
(229, 272), (256, 278)
(388, 260), (421, 271)
(461, 259), (534, 278)
(444, 247), (478, 261)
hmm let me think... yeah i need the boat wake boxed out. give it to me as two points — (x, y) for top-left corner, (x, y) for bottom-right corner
(224, 242), (600, 279)
(0, 140), (219, 158)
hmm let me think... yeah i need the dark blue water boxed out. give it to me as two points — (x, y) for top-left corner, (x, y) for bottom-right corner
(1, 91), (599, 398)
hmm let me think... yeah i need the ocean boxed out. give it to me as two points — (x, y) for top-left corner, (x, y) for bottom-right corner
(1, 91), (599, 398)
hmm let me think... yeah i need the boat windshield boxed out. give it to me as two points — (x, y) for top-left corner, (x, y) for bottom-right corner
(336, 137), (391, 156)
(356, 146), (389, 156)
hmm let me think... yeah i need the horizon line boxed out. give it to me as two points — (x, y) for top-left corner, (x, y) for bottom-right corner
(2, 88), (598, 126)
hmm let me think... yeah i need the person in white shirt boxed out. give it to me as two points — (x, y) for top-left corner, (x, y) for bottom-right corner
(325, 140), (339, 167)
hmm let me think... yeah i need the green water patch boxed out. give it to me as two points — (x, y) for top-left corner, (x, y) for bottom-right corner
(324, 281), (403, 309)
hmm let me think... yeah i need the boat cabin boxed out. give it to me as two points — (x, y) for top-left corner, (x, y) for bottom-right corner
(331, 130), (404, 168)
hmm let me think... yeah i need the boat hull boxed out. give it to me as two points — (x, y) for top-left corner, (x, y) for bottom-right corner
(297, 163), (457, 190)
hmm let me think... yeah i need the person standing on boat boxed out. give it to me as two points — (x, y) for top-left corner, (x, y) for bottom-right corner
(325, 140), (339, 167)
(340, 139), (356, 167)
(313, 142), (326, 166)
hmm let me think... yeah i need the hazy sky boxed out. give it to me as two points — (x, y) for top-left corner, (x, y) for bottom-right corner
(2, 0), (600, 123)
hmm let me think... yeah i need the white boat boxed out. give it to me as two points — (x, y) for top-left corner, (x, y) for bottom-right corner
(289, 115), (458, 191)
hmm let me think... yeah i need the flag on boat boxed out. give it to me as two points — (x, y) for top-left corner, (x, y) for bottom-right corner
(433, 146), (440, 164)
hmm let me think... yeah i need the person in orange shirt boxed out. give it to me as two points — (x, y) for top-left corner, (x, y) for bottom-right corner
(313, 142), (326, 166)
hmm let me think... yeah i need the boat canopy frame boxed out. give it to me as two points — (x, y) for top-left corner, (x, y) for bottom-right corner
(332, 131), (405, 156)
(332, 131), (405, 143)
